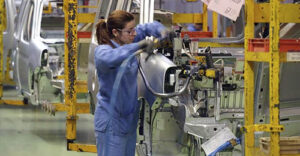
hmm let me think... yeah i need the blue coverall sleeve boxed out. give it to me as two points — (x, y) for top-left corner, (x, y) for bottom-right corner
(187, 24), (197, 31)
(133, 21), (166, 42)
(95, 43), (140, 72)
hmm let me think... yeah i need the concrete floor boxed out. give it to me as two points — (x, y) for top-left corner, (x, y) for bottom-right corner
(0, 87), (96, 156)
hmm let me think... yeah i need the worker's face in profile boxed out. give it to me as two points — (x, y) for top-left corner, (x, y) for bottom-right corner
(117, 20), (136, 44)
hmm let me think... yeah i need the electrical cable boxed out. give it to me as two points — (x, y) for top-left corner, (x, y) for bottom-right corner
(208, 138), (241, 156)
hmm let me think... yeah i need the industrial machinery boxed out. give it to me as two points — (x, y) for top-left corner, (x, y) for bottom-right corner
(134, 34), (245, 156)
(87, 1), (245, 156)
(88, 0), (300, 156)
(3, 0), (299, 155)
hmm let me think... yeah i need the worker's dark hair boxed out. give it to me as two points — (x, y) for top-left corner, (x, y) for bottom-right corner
(96, 10), (135, 47)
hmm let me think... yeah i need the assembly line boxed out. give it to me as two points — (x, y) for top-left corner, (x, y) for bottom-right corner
(1, 0), (300, 156)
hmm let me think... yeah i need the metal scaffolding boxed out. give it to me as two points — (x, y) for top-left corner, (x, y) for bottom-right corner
(244, 0), (300, 156)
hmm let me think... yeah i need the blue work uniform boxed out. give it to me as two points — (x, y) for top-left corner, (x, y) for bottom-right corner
(187, 24), (200, 31)
(94, 21), (165, 156)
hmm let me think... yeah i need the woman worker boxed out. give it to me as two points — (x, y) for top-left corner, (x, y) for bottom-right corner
(94, 10), (167, 156)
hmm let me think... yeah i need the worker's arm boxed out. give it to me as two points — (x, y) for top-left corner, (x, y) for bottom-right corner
(94, 43), (140, 72)
(134, 21), (166, 42)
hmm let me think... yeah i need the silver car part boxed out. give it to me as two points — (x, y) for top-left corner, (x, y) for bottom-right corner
(13, 0), (47, 94)
(3, 0), (16, 71)
(11, 0), (65, 105)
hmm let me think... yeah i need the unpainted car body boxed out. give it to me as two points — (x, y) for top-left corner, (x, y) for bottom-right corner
(13, 0), (47, 94)
(11, 0), (64, 105)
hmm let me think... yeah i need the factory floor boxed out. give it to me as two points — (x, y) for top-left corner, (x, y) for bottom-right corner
(0, 86), (96, 156)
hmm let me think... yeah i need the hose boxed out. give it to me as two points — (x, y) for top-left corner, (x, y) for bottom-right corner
(103, 49), (144, 155)
(110, 44), (196, 109)
(110, 48), (194, 110)
(109, 50), (144, 116)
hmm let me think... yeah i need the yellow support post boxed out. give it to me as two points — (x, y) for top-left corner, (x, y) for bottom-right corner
(269, 0), (280, 155)
(212, 12), (218, 37)
(203, 3), (208, 31)
(0, 0), (4, 101)
(244, 0), (285, 155)
(64, 0), (78, 143)
(244, 0), (255, 155)
(62, 1), (97, 153)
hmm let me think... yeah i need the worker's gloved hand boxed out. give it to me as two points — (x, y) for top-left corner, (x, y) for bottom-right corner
(160, 30), (177, 41)
(138, 39), (155, 54)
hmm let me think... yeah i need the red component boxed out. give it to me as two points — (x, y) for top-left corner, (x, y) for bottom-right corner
(189, 60), (198, 65)
(180, 31), (213, 39)
(65, 32), (92, 38)
(248, 39), (300, 52)
(77, 32), (92, 38)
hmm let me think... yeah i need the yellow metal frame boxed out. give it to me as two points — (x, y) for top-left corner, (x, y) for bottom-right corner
(64, 0), (78, 142)
(212, 12), (218, 38)
(244, 124), (284, 133)
(53, 103), (90, 114)
(244, 0), (300, 156)
(172, 13), (203, 24)
(2, 100), (25, 106)
(63, 0), (96, 153)
(203, 3), (208, 31)
(43, 2), (52, 14)
(244, 0), (255, 154)
(78, 13), (96, 23)
(269, 0), (281, 155)
(0, 0), (4, 100)
(68, 143), (97, 152)
(254, 3), (300, 23)
(172, 3), (210, 31)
